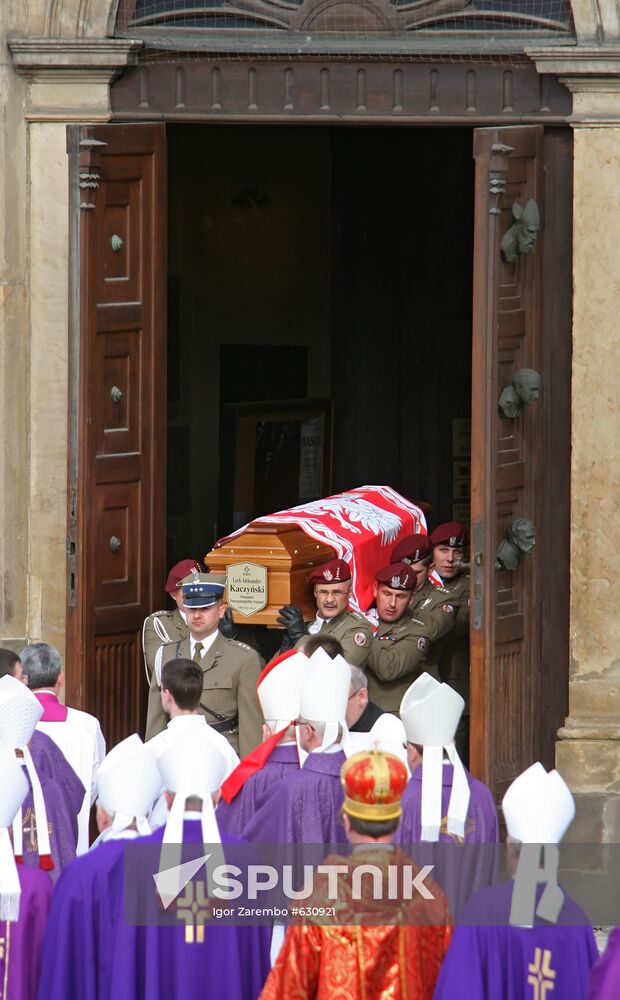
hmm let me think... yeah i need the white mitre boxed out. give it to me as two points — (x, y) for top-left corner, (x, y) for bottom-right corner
(502, 762), (575, 927)
(344, 713), (408, 765)
(97, 734), (162, 836)
(0, 744), (30, 920)
(298, 647), (350, 751)
(155, 727), (229, 846)
(502, 761), (575, 844)
(400, 673), (470, 841)
(0, 675), (53, 867)
(258, 650), (307, 729)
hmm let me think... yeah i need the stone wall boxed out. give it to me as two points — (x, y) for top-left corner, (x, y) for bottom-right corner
(0, 0), (138, 661)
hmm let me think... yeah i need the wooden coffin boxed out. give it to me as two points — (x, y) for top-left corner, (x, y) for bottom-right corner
(205, 524), (335, 626)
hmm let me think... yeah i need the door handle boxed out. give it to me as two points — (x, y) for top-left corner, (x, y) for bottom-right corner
(109, 536), (122, 553)
(472, 521), (483, 631)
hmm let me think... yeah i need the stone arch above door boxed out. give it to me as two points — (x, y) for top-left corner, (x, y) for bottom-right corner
(39, 0), (620, 44)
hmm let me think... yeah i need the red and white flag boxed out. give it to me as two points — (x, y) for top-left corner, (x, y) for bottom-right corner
(215, 485), (427, 616)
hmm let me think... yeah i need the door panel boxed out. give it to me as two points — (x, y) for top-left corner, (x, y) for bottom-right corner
(470, 126), (544, 799)
(66, 124), (166, 748)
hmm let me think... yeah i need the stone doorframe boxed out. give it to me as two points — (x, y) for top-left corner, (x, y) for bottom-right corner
(6, 0), (620, 840)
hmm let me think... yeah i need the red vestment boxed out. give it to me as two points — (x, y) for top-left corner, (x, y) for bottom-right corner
(260, 846), (452, 1000)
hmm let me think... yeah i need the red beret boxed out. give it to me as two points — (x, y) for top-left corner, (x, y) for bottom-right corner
(308, 559), (351, 585)
(430, 522), (467, 548)
(164, 559), (202, 593)
(375, 562), (417, 591)
(391, 533), (433, 565)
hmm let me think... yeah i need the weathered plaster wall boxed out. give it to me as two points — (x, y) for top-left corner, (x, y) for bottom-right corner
(556, 124), (620, 836)
(0, 10), (30, 651)
(0, 0), (131, 661)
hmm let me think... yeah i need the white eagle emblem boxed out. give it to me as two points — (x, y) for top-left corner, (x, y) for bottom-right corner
(391, 576), (402, 589)
(450, 535), (457, 546)
(297, 494), (402, 545)
(323, 570), (333, 581)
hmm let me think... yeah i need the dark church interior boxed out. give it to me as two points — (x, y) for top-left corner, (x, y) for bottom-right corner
(166, 124), (474, 564)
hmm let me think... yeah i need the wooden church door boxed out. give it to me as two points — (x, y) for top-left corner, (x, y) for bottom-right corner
(66, 124), (167, 747)
(469, 125), (548, 799)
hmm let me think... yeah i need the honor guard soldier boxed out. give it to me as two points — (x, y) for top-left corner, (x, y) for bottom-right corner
(141, 559), (201, 684)
(429, 522), (470, 761)
(429, 522), (470, 631)
(364, 563), (436, 712)
(276, 558), (373, 667)
(392, 533), (460, 676)
(144, 573), (264, 757)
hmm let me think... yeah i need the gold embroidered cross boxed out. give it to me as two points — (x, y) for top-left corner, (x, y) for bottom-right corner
(175, 880), (210, 944)
(21, 808), (52, 851)
(527, 947), (556, 999)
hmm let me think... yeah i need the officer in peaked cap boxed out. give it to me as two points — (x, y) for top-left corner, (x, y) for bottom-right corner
(364, 563), (436, 713)
(276, 558), (373, 667)
(144, 573), (264, 758)
(141, 559), (202, 685)
(429, 522), (471, 763)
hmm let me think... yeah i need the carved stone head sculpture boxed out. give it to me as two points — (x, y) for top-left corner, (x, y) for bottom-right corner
(498, 368), (541, 419)
(509, 517), (536, 554)
(495, 518), (536, 571)
(513, 368), (541, 407)
(500, 199), (540, 263)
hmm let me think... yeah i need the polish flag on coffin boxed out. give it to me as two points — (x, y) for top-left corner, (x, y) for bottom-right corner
(215, 485), (427, 617)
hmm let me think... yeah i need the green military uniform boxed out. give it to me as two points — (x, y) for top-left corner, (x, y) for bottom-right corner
(365, 613), (435, 713)
(296, 609), (373, 667)
(438, 573), (470, 632)
(142, 608), (189, 684)
(410, 579), (459, 637)
(144, 633), (264, 757)
(434, 571), (470, 762)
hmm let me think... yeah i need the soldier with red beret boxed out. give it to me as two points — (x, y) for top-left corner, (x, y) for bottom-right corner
(276, 558), (373, 667)
(141, 559), (202, 684)
(392, 533), (459, 623)
(364, 563), (436, 712)
(429, 522), (470, 628)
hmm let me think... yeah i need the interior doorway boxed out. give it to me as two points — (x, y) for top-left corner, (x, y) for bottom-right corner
(68, 117), (571, 790)
(165, 124), (474, 564)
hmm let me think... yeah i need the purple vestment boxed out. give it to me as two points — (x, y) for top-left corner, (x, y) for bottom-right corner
(434, 879), (598, 1000)
(241, 749), (348, 845)
(394, 763), (499, 918)
(38, 823), (271, 1000)
(396, 764), (499, 845)
(0, 866), (52, 1000)
(20, 731), (84, 881)
(216, 743), (300, 839)
(587, 927), (620, 999)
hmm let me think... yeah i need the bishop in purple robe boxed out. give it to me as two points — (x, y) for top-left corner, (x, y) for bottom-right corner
(433, 879), (598, 1000)
(1, 849), (53, 1000)
(241, 749), (348, 846)
(394, 762), (499, 918)
(22, 730), (84, 881)
(39, 820), (271, 1000)
(216, 743), (300, 839)
(587, 927), (620, 999)
(396, 763), (498, 845)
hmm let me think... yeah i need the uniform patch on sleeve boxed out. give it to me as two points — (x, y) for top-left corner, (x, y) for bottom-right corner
(417, 637), (429, 652)
(354, 631), (368, 647)
(442, 604), (456, 615)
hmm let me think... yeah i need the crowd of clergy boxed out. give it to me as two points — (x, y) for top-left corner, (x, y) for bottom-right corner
(0, 526), (618, 1000)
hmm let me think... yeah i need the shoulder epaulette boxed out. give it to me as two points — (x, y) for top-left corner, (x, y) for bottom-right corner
(226, 638), (253, 652)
